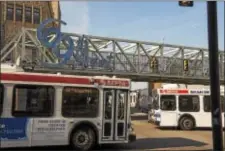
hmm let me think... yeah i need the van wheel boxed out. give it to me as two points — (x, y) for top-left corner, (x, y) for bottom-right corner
(71, 127), (96, 151)
(179, 117), (194, 130)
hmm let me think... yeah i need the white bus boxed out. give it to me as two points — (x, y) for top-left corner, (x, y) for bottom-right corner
(0, 68), (136, 150)
(149, 88), (225, 130)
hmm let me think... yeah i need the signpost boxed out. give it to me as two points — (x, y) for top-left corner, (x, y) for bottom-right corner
(179, 1), (223, 150)
(207, 2), (223, 151)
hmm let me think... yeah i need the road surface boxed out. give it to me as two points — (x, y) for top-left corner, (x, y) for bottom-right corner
(131, 120), (213, 151)
(1, 120), (214, 151)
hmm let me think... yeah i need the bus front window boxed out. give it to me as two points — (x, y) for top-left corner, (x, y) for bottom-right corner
(160, 95), (176, 111)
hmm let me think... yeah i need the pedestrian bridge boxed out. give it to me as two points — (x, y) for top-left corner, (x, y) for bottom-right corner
(0, 28), (224, 84)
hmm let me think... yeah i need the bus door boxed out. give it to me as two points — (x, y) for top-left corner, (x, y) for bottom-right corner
(101, 89), (128, 142)
(159, 95), (178, 127)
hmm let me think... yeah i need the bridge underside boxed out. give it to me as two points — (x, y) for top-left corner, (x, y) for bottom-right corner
(0, 28), (224, 84)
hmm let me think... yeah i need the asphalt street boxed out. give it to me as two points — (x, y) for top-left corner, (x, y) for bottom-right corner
(1, 115), (214, 151)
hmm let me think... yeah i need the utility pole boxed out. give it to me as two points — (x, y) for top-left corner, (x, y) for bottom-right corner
(224, 1), (225, 148)
(207, 2), (223, 151)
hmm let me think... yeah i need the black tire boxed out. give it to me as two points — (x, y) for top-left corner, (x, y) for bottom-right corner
(179, 117), (195, 130)
(70, 127), (96, 151)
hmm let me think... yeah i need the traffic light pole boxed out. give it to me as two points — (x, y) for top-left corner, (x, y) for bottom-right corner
(207, 2), (223, 151)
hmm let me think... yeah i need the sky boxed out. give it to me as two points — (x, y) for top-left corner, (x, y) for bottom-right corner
(60, 1), (224, 90)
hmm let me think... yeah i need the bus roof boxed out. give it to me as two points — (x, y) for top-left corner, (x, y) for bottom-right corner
(1, 71), (130, 88)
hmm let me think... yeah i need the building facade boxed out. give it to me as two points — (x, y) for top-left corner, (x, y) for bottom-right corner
(0, 1), (61, 56)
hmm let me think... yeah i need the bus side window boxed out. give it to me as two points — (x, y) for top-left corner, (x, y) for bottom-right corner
(62, 87), (99, 118)
(203, 95), (224, 112)
(12, 85), (55, 117)
(160, 95), (176, 111)
(178, 95), (200, 112)
(0, 84), (4, 116)
(203, 95), (211, 112)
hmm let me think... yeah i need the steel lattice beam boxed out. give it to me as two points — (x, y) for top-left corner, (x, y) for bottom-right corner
(0, 28), (224, 84)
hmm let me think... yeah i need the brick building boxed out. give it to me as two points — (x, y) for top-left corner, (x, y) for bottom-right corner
(0, 1), (61, 54)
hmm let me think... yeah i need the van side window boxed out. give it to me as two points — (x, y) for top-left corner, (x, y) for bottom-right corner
(0, 84), (4, 115)
(204, 95), (225, 112)
(12, 85), (55, 117)
(179, 95), (199, 112)
(160, 95), (176, 111)
(62, 87), (99, 118)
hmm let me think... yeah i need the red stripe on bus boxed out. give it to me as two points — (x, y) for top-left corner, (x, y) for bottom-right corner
(1, 73), (130, 87)
(1, 73), (91, 85)
(177, 90), (189, 94)
(159, 89), (189, 94)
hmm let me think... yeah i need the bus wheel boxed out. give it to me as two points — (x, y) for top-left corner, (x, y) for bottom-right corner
(179, 117), (194, 130)
(71, 127), (96, 151)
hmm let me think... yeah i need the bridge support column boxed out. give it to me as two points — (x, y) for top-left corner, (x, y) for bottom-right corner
(148, 82), (162, 96)
(148, 82), (153, 97)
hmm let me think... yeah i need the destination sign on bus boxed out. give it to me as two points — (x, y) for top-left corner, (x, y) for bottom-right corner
(159, 89), (188, 94)
(190, 90), (210, 94)
(159, 89), (210, 94)
(95, 79), (129, 87)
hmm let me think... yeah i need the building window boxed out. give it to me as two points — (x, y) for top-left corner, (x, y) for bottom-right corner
(160, 95), (176, 111)
(62, 87), (99, 118)
(6, 4), (14, 20)
(33, 7), (40, 24)
(12, 84), (55, 117)
(16, 5), (23, 21)
(0, 84), (4, 116)
(25, 6), (32, 23)
(178, 95), (200, 112)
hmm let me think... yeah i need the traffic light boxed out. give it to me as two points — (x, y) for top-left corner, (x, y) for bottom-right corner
(150, 57), (158, 69)
(179, 1), (194, 7)
(183, 59), (189, 71)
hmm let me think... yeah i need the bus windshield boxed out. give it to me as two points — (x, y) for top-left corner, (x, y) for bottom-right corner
(160, 95), (176, 111)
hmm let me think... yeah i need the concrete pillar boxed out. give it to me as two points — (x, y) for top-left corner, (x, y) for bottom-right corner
(154, 83), (162, 88)
(148, 82), (153, 96)
(148, 82), (162, 96)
